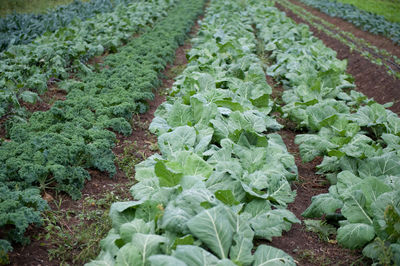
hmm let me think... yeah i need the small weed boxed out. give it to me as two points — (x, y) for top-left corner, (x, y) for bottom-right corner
(295, 249), (332, 266)
(116, 140), (149, 178)
(159, 87), (170, 96)
(167, 64), (186, 79)
(146, 140), (159, 152)
(303, 219), (336, 242)
(131, 115), (149, 130)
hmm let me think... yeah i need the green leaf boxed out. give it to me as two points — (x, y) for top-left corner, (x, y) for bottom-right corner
(250, 209), (300, 241)
(166, 102), (193, 127)
(172, 235), (195, 250)
(339, 134), (376, 158)
(214, 100), (244, 112)
(179, 152), (213, 178)
(358, 152), (400, 178)
(109, 200), (144, 230)
(148, 255), (187, 266)
(253, 245), (295, 265)
(149, 117), (171, 135)
(115, 243), (142, 266)
(119, 219), (154, 244)
(391, 244), (400, 265)
(173, 245), (220, 265)
(341, 190), (373, 225)
(302, 193), (343, 218)
(362, 241), (384, 261)
(371, 191), (400, 236)
(336, 171), (362, 195)
(337, 223), (375, 249)
(382, 203), (400, 242)
(215, 190), (239, 206)
(360, 176), (391, 207)
(229, 233), (254, 265)
(243, 199), (271, 218)
(161, 188), (218, 235)
(20, 91), (39, 104)
(295, 133), (338, 162)
(155, 161), (183, 187)
(130, 233), (167, 264)
(86, 251), (118, 266)
(158, 126), (196, 157)
(187, 206), (234, 259)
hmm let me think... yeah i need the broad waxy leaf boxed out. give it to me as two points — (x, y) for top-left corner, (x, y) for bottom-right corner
(250, 209), (300, 240)
(130, 233), (168, 265)
(158, 126), (196, 157)
(173, 245), (220, 265)
(302, 193), (343, 218)
(341, 190), (373, 225)
(148, 255), (187, 266)
(253, 245), (295, 266)
(119, 219), (154, 244)
(115, 243), (142, 266)
(337, 223), (375, 249)
(358, 153), (400, 178)
(215, 190), (240, 206)
(229, 233), (254, 265)
(155, 161), (183, 187)
(161, 188), (217, 234)
(187, 206), (234, 259)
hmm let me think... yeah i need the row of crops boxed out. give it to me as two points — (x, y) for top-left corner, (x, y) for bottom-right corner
(0, 0), (135, 51)
(1, 0), (400, 264)
(0, 0), (204, 259)
(299, 0), (400, 44)
(277, 0), (400, 80)
(86, 1), (400, 265)
(255, 5), (400, 265)
(0, 0), (173, 120)
(87, 0), (302, 265)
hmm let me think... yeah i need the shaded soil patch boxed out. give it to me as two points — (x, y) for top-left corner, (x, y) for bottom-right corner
(7, 16), (201, 266)
(275, 1), (400, 114)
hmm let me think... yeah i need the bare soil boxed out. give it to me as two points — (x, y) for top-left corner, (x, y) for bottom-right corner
(276, 1), (400, 114)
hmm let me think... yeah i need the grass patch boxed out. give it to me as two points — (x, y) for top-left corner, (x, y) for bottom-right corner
(0, 0), (83, 16)
(116, 140), (147, 178)
(295, 249), (333, 265)
(166, 64), (187, 79)
(333, 0), (400, 23)
(36, 183), (133, 265)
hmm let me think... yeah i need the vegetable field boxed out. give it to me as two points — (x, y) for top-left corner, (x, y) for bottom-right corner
(0, 0), (399, 265)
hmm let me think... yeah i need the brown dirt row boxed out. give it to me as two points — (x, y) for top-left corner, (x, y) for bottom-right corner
(7, 16), (202, 266)
(276, 0), (400, 114)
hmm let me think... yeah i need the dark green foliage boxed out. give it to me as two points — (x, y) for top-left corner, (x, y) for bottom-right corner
(0, 185), (48, 256)
(300, 0), (400, 44)
(0, 0), (204, 257)
(0, 0), (171, 119)
(0, 0), (134, 51)
(0, 239), (12, 264)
